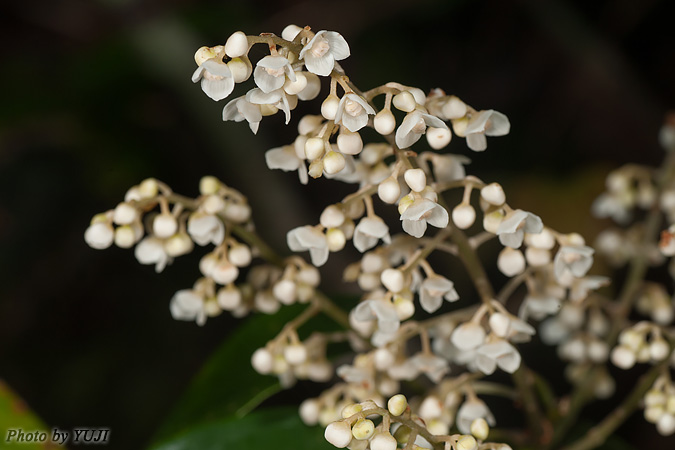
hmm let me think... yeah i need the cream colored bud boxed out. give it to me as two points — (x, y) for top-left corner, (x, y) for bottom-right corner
(483, 210), (504, 233)
(337, 130), (363, 155)
(387, 394), (407, 416)
(228, 57), (251, 83)
(452, 203), (476, 229)
(284, 72), (307, 95)
(404, 168), (427, 192)
(645, 389), (667, 407)
(298, 115), (323, 136)
(284, 343), (307, 365)
(452, 117), (468, 137)
(326, 228), (346, 252)
(456, 435), (478, 450)
(351, 419), (374, 440)
(299, 399), (320, 425)
(320, 205), (345, 228)
(211, 261), (239, 285)
(649, 339), (670, 361)
(203, 297), (221, 317)
(224, 31), (248, 58)
(305, 137), (325, 160)
(323, 151), (346, 174)
(378, 177), (401, 204)
(273, 279), (297, 305)
(419, 396), (443, 419)
(202, 195), (226, 214)
(481, 183), (506, 205)
(341, 403), (363, 419)
(217, 285), (241, 310)
(374, 109), (396, 135)
(113, 202), (138, 225)
(470, 418), (489, 440)
(228, 244), (252, 267)
(373, 348), (395, 370)
(113, 225), (136, 248)
(619, 329), (644, 351)
(645, 406), (665, 423)
(525, 247), (551, 266)
(394, 295), (415, 320)
(199, 176), (221, 195)
(611, 345), (636, 369)
(369, 432), (397, 450)
(497, 247), (526, 277)
(426, 126), (452, 149)
(139, 178), (158, 198)
(298, 72), (321, 101)
(153, 213), (177, 238)
(325, 421), (352, 448)
(442, 96), (467, 119)
(488, 312), (511, 338)
(223, 202), (251, 223)
(392, 91), (416, 112)
(381, 268), (405, 293)
(321, 95), (340, 120)
(251, 348), (273, 374)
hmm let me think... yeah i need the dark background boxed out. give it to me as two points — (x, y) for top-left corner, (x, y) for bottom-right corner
(1, 0), (674, 448)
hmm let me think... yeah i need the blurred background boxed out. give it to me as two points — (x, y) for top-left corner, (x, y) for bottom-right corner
(1, 0), (674, 448)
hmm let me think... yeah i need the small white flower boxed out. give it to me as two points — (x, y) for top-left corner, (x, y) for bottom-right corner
(265, 145), (308, 184)
(456, 399), (496, 434)
(388, 352), (449, 383)
(135, 236), (172, 273)
(475, 339), (522, 374)
(246, 88), (293, 125)
(170, 289), (206, 325)
(400, 199), (449, 238)
(192, 58), (235, 101)
(287, 225), (329, 266)
(554, 245), (594, 281)
(395, 111), (447, 149)
(520, 295), (562, 320)
(187, 212), (225, 246)
(222, 96), (263, 133)
(253, 55), (295, 93)
(353, 298), (400, 335)
(464, 109), (510, 151)
(334, 93), (375, 132)
(451, 322), (486, 351)
(422, 152), (471, 183)
(496, 209), (543, 248)
(353, 216), (391, 252)
(419, 275), (459, 313)
(300, 30), (350, 76)
(84, 221), (114, 249)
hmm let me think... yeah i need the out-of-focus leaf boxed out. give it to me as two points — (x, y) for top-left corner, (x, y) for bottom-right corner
(0, 380), (52, 450)
(150, 407), (330, 450)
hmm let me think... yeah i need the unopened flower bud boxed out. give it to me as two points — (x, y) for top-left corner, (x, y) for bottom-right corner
(228, 244), (252, 267)
(139, 178), (158, 198)
(381, 268), (405, 293)
(284, 72), (307, 95)
(308, 160), (324, 178)
(394, 295), (415, 320)
(657, 413), (675, 436)
(323, 151), (346, 174)
(404, 169), (426, 192)
(114, 225), (136, 248)
(489, 312), (511, 338)
(164, 232), (193, 256)
(217, 285), (241, 310)
(320, 205), (345, 229)
(481, 183), (506, 205)
(426, 126), (452, 149)
(470, 418), (489, 441)
(497, 247), (526, 277)
(452, 203), (476, 229)
(374, 348), (395, 370)
(483, 210), (504, 233)
(341, 403), (363, 419)
(374, 109), (396, 135)
(378, 177), (401, 204)
(393, 91), (416, 112)
(251, 348), (273, 374)
(442, 96), (467, 119)
(224, 31), (248, 58)
(202, 195), (226, 214)
(228, 57), (251, 82)
(369, 433), (397, 450)
(273, 279), (297, 305)
(284, 343), (307, 365)
(321, 95), (340, 120)
(85, 219), (114, 249)
(199, 176), (220, 195)
(351, 419), (374, 440)
(337, 130), (363, 155)
(326, 228), (346, 251)
(325, 421), (352, 448)
(300, 399), (320, 425)
(113, 202), (138, 225)
(153, 213), (177, 238)
(298, 72), (321, 101)
(305, 137), (325, 160)
(611, 345), (636, 369)
(649, 338), (670, 361)
(387, 394), (407, 416)
(211, 261), (239, 285)
(456, 435), (478, 450)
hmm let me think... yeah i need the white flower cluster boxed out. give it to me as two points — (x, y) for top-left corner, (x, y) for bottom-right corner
(644, 375), (675, 436)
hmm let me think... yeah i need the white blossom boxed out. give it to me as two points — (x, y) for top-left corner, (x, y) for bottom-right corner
(222, 96), (263, 133)
(169, 289), (206, 325)
(419, 275), (459, 313)
(353, 298), (399, 336)
(246, 88), (293, 125)
(253, 55), (295, 93)
(192, 58), (235, 101)
(388, 352), (449, 383)
(456, 399), (496, 434)
(554, 245), (594, 281)
(395, 111), (447, 149)
(334, 93), (375, 132)
(135, 236), (171, 272)
(475, 339), (522, 374)
(353, 216), (391, 252)
(496, 209), (543, 248)
(401, 199), (449, 238)
(287, 225), (329, 266)
(300, 30), (350, 76)
(464, 110), (510, 151)
(265, 145), (308, 184)
(187, 212), (225, 246)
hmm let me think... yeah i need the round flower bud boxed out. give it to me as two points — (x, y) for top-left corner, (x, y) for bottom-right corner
(153, 213), (177, 238)
(451, 322), (486, 350)
(387, 394), (407, 416)
(369, 433), (397, 450)
(251, 348), (273, 374)
(645, 389), (667, 407)
(321, 95), (340, 120)
(211, 261), (239, 285)
(361, 252), (386, 273)
(428, 419), (449, 436)
(456, 435), (478, 450)
(374, 109), (396, 135)
(470, 418), (489, 441)
(483, 210), (504, 233)
(324, 421), (352, 448)
(323, 151), (346, 175)
(223, 202), (251, 223)
(138, 178), (158, 198)
(452, 117), (469, 137)
(341, 403), (363, 419)
(452, 203), (476, 229)
(525, 247), (550, 266)
(649, 338), (670, 361)
(419, 396), (443, 419)
(217, 285), (241, 310)
(298, 115), (323, 136)
(228, 244), (252, 267)
(378, 177), (401, 204)
(404, 168), (426, 192)
(224, 31), (248, 58)
(587, 340), (609, 363)
(202, 195), (226, 214)
(645, 406), (665, 424)
(125, 187), (142, 203)
(394, 295), (415, 320)
(284, 72), (307, 95)
(228, 57), (252, 83)
(165, 232), (193, 256)
(497, 247), (526, 277)
(381, 268), (405, 293)
(204, 297), (221, 317)
(374, 348), (395, 370)
(426, 126), (452, 149)
(113, 202), (138, 225)
(299, 399), (320, 425)
(392, 91), (416, 112)
(114, 225), (136, 248)
(320, 205), (345, 228)
(619, 329), (644, 351)
(85, 221), (114, 249)
(488, 312), (511, 338)
(337, 130), (363, 155)
(199, 253), (218, 277)
(273, 279), (297, 305)
(351, 419), (374, 440)
(284, 343), (307, 365)
(326, 228), (346, 252)
(305, 137), (325, 160)
(481, 183), (506, 205)
(442, 96), (467, 119)
(611, 345), (636, 369)
(297, 265), (321, 286)
(657, 413), (675, 436)
(298, 72), (321, 101)
(198, 176), (220, 196)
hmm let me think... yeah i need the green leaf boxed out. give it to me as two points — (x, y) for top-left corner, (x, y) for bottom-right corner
(151, 305), (306, 444)
(0, 380), (50, 450)
(150, 407), (332, 450)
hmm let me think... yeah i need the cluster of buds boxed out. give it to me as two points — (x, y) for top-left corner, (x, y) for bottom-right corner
(611, 322), (673, 370)
(644, 374), (675, 436)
